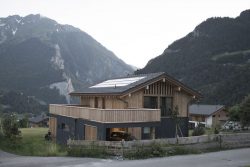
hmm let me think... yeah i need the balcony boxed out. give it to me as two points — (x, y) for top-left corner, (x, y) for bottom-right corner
(49, 104), (160, 123)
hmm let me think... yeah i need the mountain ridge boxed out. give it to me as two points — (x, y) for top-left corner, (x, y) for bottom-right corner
(137, 9), (250, 105)
(0, 14), (133, 108)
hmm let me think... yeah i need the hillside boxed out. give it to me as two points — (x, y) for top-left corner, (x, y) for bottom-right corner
(137, 9), (250, 105)
(0, 14), (133, 112)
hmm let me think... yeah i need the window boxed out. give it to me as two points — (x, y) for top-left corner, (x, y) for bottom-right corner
(102, 97), (105, 109)
(143, 127), (150, 134)
(61, 123), (65, 129)
(160, 97), (173, 117)
(61, 123), (69, 131)
(144, 96), (158, 109)
(94, 97), (98, 108)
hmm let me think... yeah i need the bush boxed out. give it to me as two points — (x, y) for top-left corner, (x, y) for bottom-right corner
(229, 94), (250, 128)
(124, 145), (151, 159)
(124, 142), (166, 159)
(67, 145), (108, 158)
(1, 113), (21, 140)
(18, 117), (29, 128)
(192, 123), (205, 136)
(214, 128), (219, 134)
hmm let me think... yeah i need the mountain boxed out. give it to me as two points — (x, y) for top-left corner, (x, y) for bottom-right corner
(137, 9), (250, 105)
(0, 14), (133, 108)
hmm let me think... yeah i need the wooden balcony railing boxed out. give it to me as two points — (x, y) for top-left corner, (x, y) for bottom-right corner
(49, 104), (160, 123)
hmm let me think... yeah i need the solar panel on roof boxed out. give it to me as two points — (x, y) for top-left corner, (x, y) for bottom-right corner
(90, 76), (145, 88)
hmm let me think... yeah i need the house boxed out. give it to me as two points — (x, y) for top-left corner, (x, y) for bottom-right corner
(29, 114), (49, 127)
(189, 104), (228, 128)
(49, 72), (201, 144)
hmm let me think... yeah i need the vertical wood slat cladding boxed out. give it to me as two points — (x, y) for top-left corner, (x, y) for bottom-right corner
(85, 125), (97, 140)
(144, 81), (173, 96)
(87, 97), (125, 109)
(49, 117), (57, 138)
(80, 97), (90, 106)
(173, 91), (191, 117)
(89, 98), (95, 108)
(128, 127), (141, 139)
(50, 104), (160, 123)
(124, 91), (144, 108)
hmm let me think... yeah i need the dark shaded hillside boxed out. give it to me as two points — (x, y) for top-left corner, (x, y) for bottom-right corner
(0, 38), (65, 103)
(0, 14), (133, 108)
(0, 90), (48, 114)
(0, 14), (134, 115)
(137, 9), (250, 105)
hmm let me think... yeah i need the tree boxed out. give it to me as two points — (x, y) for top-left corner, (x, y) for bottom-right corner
(1, 113), (21, 140)
(192, 123), (205, 136)
(18, 115), (29, 128)
(229, 94), (250, 128)
(0, 104), (3, 113)
(228, 105), (241, 121)
(239, 95), (250, 127)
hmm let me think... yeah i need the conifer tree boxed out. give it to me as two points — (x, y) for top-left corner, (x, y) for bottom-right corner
(239, 95), (250, 127)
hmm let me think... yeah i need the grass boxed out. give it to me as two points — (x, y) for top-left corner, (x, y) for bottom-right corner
(0, 128), (67, 156)
(1, 127), (247, 159)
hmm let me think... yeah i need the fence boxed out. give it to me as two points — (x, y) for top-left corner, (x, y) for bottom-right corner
(67, 133), (250, 156)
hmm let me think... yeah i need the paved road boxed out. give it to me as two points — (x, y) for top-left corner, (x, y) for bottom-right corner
(0, 148), (250, 167)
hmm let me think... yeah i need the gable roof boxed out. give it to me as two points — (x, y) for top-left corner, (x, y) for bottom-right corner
(189, 104), (225, 116)
(70, 72), (202, 98)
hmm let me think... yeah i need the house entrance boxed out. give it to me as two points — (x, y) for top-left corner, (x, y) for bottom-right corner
(106, 127), (141, 141)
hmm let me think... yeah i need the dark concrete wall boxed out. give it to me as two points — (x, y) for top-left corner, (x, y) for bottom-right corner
(155, 117), (188, 139)
(50, 114), (187, 144)
(55, 115), (78, 144)
(52, 114), (106, 144)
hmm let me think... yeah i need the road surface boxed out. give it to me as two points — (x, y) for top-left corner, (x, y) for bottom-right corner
(0, 148), (249, 167)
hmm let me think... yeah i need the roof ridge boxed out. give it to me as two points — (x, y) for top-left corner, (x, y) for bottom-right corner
(127, 72), (165, 77)
(191, 104), (224, 106)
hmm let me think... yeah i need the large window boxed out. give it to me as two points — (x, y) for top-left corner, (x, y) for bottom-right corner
(143, 127), (150, 134)
(160, 97), (173, 117)
(144, 96), (158, 109)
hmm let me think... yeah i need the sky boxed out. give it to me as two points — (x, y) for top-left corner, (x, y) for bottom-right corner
(0, 0), (249, 68)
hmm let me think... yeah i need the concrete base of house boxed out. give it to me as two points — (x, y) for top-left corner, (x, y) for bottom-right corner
(50, 114), (189, 145)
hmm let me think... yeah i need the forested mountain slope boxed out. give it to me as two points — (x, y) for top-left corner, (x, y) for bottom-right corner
(137, 9), (250, 105)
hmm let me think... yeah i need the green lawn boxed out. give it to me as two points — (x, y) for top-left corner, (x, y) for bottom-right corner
(21, 127), (48, 138)
(0, 128), (67, 156)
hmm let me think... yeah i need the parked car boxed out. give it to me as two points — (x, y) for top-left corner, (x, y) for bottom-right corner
(108, 131), (136, 141)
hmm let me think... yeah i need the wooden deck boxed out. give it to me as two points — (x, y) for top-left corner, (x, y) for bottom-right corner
(49, 104), (160, 123)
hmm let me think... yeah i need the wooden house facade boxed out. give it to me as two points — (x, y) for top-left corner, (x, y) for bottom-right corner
(49, 72), (201, 144)
(189, 104), (228, 128)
